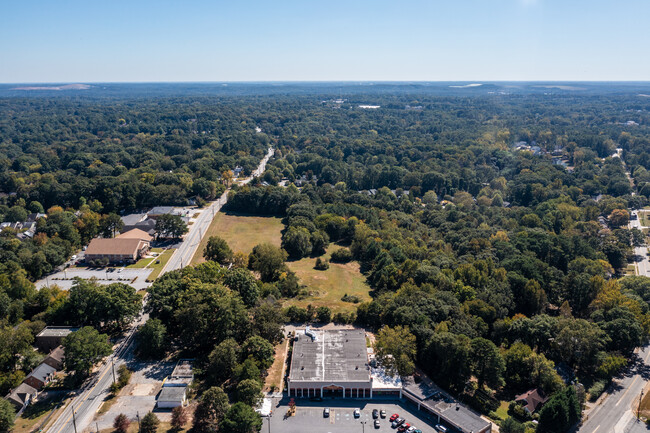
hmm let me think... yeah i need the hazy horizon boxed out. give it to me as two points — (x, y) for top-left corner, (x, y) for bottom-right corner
(2, 0), (649, 83)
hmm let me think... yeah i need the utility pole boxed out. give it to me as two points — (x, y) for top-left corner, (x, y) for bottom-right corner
(638, 389), (644, 420)
(72, 405), (78, 433)
(136, 411), (141, 432)
(361, 420), (366, 433)
(96, 422), (99, 433)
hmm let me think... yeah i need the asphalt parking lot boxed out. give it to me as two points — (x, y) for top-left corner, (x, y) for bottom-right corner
(35, 267), (153, 291)
(267, 398), (448, 433)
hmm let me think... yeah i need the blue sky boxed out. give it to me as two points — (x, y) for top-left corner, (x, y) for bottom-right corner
(1, 0), (648, 82)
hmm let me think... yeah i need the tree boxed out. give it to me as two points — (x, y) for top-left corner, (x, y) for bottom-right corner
(537, 387), (581, 433)
(100, 213), (124, 238)
(208, 339), (241, 385)
(0, 399), (15, 433)
(470, 337), (505, 389)
(248, 244), (287, 282)
(220, 402), (262, 433)
(374, 325), (417, 377)
(113, 414), (130, 433)
(140, 412), (160, 433)
(63, 326), (112, 381)
(193, 386), (230, 433)
(500, 417), (525, 433)
(136, 318), (167, 359)
(282, 227), (312, 259)
(234, 378), (263, 406)
(155, 214), (188, 239)
(171, 406), (188, 430)
(224, 268), (259, 307)
(204, 236), (233, 265)
(242, 336), (275, 370)
(316, 306), (331, 323)
(608, 208), (629, 228)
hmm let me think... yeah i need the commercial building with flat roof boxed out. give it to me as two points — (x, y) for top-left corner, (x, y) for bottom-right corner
(288, 328), (402, 399)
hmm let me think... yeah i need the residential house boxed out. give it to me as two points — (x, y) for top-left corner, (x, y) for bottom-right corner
(24, 363), (56, 390)
(515, 388), (548, 414)
(42, 346), (65, 370)
(6, 383), (38, 411)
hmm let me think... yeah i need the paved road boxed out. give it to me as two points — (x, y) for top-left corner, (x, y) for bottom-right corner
(45, 312), (147, 433)
(161, 147), (274, 274)
(579, 345), (650, 433)
(629, 210), (650, 277)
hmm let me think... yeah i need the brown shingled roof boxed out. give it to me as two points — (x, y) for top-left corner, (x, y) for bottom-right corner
(117, 228), (153, 242)
(85, 238), (146, 256)
(515, 388), (548, 413)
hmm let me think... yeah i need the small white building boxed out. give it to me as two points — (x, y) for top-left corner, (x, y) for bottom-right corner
(157, 386), (187, 409)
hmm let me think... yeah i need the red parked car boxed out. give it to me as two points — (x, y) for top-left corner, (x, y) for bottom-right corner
(398, 423), (411, 432)
(389, 414), (399, 422)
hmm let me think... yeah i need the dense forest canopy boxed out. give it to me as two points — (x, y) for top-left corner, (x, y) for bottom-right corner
(2, 83), (650, 430)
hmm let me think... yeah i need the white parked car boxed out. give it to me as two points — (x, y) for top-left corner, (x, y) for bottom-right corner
(353, 408), (360, 418)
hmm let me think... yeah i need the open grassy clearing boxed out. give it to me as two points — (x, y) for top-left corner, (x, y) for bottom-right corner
(264, 338), (288, 392)
(627, 264), (637, 276)
(127, 248), (165, 269)
(284, 245), (370, 313)
(191, 212), (283, 265)
(146, 249), (175, 281)
(13, 392), (69, 433)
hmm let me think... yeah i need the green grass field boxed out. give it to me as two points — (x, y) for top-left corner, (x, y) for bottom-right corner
(284, 245), (370, 313)
(191, 212), (284, 265)
(146, 249), (175, 281)
(640, 211), (650, 228)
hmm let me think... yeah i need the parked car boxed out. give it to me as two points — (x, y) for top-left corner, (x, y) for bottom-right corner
(435, 425), (448, 433)
(407, 427), (416, 433)
(413, 430), (422, 433)
(380, 410), (387, 418)
(323, 408), (330, 417)
(372, 409), (379, 419)
(398, 422), (411, 432)
(374, 419), (380, 429)
(389, 414), (399, 422)
(392, 418), (405, 428)
(354, 408), (361, 418)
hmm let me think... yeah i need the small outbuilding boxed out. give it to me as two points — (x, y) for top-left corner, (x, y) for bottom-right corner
(156, 386), (187, 409)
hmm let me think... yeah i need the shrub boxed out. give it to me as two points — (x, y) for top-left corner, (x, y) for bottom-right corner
(316, 306), (332, 323)
(330, 248), (353, 263)
(314, 258), (329, 270)
(341, 293), (361, 303)
(588, 381), (607, 402)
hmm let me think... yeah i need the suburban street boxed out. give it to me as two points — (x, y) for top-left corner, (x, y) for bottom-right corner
(45, 313), (147, 433)
(579, 345), (650, 433)
(43, 148), (274, 433)
(161, 146), (274, 274)
(629, 210), (650, 277)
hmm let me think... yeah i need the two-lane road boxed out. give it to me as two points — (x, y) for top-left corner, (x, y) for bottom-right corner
(579, 345), (650, 433)
(161, 146), (274, 274)
(46, 313), (146, 433)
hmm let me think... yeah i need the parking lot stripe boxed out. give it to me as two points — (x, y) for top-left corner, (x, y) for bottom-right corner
(330, 410), (335, 423)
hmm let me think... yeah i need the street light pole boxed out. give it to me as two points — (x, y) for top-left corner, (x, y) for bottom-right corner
(72, 405), (78, 433)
